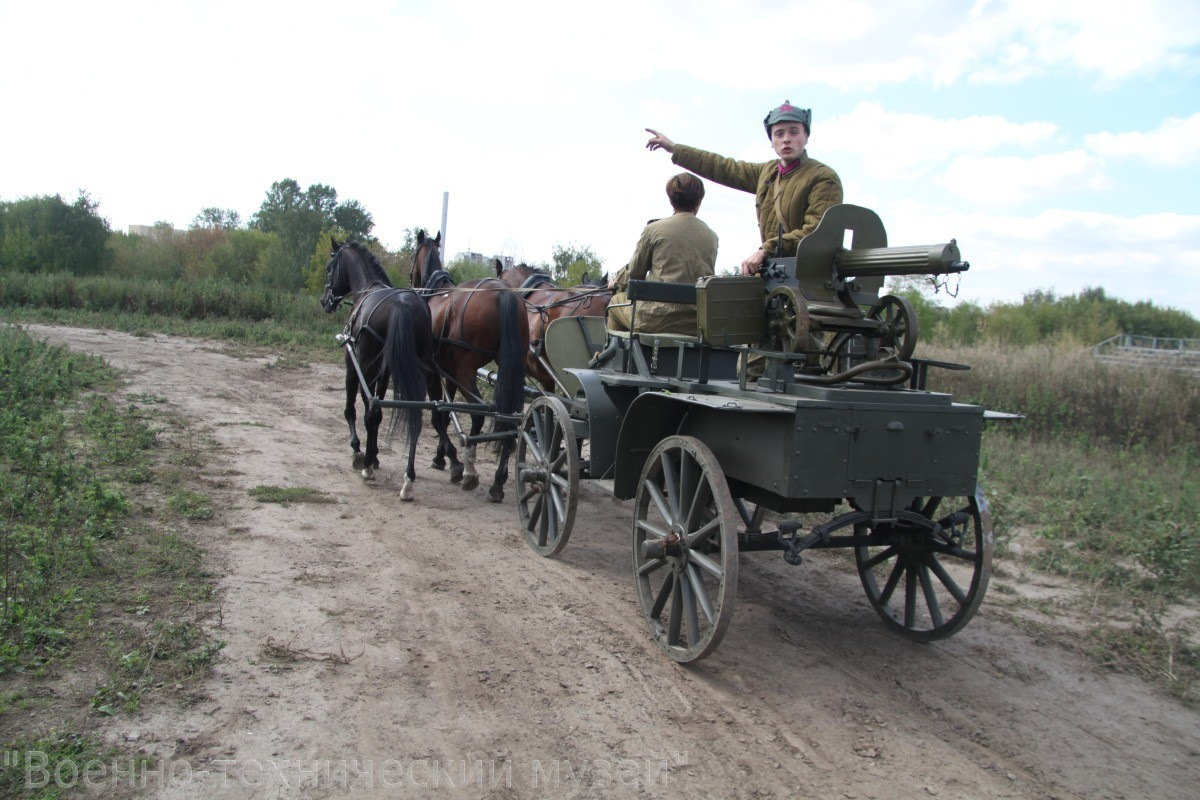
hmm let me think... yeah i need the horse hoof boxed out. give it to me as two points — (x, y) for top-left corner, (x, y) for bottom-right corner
(352, 452), (365, 470)
(450, 465), (464, 484)
(361, 467), (376, 481)
(461, 475), (479, 492)
(431, 458), (446, 471)
(487, 489), (504, 504)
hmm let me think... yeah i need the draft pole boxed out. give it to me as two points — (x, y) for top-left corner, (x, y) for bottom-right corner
(439, 191), (449, 260)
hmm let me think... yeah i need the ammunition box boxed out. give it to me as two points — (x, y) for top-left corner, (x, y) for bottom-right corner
(695, 275), (766, 346)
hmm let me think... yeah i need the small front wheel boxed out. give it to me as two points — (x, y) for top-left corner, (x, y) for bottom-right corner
(855, 487), (992, 640)
(515, 395), (578, 557)
(633, 436), (738, 663)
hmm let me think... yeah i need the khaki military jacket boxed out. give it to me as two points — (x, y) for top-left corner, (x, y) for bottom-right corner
(672, 145), (843, 257)
(610, 212), (718, 335)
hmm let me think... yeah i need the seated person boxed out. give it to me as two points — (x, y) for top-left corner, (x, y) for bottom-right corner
(607, 173), (718, 335)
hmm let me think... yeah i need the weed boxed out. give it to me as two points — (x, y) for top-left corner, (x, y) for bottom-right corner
(166, 491), (213, 521)
(248, 485), (334, 504)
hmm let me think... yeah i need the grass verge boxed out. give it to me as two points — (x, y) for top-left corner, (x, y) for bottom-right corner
(0, 326), (222, 797)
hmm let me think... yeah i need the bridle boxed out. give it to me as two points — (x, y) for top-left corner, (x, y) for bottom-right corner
(323, 246), (349, 311)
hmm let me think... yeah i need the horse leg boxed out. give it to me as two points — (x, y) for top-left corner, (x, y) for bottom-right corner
(344, 362), (364, 470)
(362, 400), (382, 481)
(399, 436), (417, 501)
(460, 411), (485, 492)
(487, 437), (514, 503)
(430, 408), (450, 470)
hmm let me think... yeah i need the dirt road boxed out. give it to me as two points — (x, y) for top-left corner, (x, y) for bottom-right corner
(27, 325), (1200, 799)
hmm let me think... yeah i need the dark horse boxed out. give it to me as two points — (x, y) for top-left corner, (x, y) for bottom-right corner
(411, 230), (528, 502)
(321, 238), (436, 501)
(495, 263), (611, 392)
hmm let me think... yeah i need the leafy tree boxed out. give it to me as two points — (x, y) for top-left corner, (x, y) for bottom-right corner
(445, 256), (493, 284)
(106, 231), (183, 281)
(549, 243), (604, 286)
(333, 200), (374, 242)
(0, 192), (112, 275)
(192, 208), (242, 230)
(250, 180), (377, 290)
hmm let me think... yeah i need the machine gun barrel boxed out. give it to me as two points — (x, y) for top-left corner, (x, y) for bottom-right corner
(834, 241), (967, 279)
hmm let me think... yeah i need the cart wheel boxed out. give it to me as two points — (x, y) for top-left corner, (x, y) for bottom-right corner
(633, 436), (738, 663)
(516, 395), (578, 557)
(765, 285), (809, 352)
(871, 294), (919, 361)
(855, 486), (992, 641)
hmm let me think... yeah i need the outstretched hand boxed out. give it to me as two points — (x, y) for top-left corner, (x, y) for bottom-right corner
(645, 128), (675, 153)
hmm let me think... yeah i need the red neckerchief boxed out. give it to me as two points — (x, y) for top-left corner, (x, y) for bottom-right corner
(778, 156), (804, 177)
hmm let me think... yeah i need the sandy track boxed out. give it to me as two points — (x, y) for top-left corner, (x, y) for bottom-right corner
(27, 324), (1199, 799)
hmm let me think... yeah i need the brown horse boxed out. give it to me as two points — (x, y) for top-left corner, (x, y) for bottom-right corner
(494, 263), (612, 392)
(411, 231), (529, 502)
(321, 239), (435, 500)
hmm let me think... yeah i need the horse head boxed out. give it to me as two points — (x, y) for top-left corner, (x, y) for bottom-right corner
(322, 239), (392, 312)
(321, 238), (350, 312)
(411, 229), (444, 289)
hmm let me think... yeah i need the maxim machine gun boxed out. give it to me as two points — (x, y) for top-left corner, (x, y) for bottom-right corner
(750, 204), (969, 387)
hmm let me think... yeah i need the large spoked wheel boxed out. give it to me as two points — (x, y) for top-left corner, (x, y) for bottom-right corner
(633, 436), (739, 663)
(765, 285), (809, 353)
(870, 294), (919, 361)
(516, 395), (578, 557)
(855, 487), (993, 641)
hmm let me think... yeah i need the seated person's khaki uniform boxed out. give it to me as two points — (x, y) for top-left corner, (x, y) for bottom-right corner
(607, 212), (718, 335)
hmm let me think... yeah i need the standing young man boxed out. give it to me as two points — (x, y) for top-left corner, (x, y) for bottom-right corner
(645, 101), (843, 276)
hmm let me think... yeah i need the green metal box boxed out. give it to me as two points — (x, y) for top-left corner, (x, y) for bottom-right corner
(695, 275), (766, 346)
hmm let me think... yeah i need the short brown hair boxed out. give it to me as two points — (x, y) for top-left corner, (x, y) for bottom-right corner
(666, 173), (704, 212)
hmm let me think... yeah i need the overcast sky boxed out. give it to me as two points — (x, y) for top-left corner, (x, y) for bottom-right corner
(3, 0), (1199, 319)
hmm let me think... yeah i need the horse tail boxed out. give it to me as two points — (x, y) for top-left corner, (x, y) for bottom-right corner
(492, 288), (527, 421)
(383, 296), (428, 449)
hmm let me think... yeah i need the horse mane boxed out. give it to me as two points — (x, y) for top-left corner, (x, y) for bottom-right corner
(345, 240), (392, 287)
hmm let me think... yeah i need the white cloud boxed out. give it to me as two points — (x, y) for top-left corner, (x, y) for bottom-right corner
(886, 205), (1200, 314)
(938, 150), (1110, 207)
(820, 103), (1058, 181)
(1086, 113), (1200, 167)
(939, 0), (1200, 86)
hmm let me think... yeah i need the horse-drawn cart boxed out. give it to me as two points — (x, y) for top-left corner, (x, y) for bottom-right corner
(325, 204), (1003, 664)
(512, 204), (1000, 662)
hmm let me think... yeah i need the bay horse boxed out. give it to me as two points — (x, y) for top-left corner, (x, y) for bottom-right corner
(495, 263), (612, 392)
(410, 230), (529, 503)
(321, 238), (435, 501)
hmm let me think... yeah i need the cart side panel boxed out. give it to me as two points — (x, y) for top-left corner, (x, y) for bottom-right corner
(842, 405), (983, 513)
(571, 369), (639, 481)
(612, 393), (800, 501)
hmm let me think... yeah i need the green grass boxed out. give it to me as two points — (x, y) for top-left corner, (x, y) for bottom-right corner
(248, 485), (335, 504)
(166, 490), (214, 521)
(0, 327), (222, 798)
(941, 342), (1200, 703)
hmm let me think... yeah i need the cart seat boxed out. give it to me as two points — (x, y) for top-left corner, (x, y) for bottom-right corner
(544, 315), (608, 398)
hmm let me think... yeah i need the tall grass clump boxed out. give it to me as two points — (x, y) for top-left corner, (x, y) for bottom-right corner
(924, 339), (1200, 460)
(0, 272), (329, 327)
(921, 339), (1199, 596)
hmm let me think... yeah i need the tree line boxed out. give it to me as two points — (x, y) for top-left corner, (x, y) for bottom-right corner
(0, 182), (604, 294)
(1, 185), (1196, 344)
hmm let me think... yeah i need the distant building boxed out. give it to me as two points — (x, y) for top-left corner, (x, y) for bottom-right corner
(453, 251), (514, 271)
(128, 224), (186, 240)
